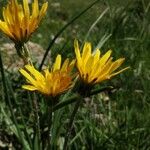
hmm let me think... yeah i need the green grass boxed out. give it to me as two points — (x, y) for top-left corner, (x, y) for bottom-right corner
(0, 0), (150, 149)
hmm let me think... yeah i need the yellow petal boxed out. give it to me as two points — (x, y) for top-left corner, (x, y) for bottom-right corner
(93, 49), (100, 63)
(22, 85), (37, 91)
(38, 2), (48, 21)
(96, 57), (113, 77)
(43, 68), (50, 79)
(3, 7), (10, 24)
(23, 0), (30, 17)
(82, 42), (92, 64)
(74, 40), (83, 73)
(0, 21), (14, 38)
(32, 0), (39, 18)
(25, 65), (45, 81)
(29, 18), (38, 33)
(23, 0), (30, 34)
(99, 50), (112, 67)
(109, 67), (130, 77)
(108, 58), (125, 74)
(85, 56), (94, 75)
(19, 68), (37, 85)
(68, 59), (76, 71)
(61, 58), (69, 72)
(89, 57), (112, 83)
(74, 39), (81, 61)
(53, 54), (62, 72)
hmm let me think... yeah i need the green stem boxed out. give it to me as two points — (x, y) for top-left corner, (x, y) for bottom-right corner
(15, 43), (32, 65)
(47, 104), (53, 149)
(23, 44), (32, 65)
(63, 98), (82, 150)
(33, 93), (40, 147)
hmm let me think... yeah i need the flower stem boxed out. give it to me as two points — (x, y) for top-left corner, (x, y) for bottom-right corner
(33, 93), (40, 146)
(15, 43), (32, 65)
(63, 98), (82, 150)
(47, 104), (53, 149)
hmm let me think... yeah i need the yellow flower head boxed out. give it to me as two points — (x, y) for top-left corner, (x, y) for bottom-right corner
(74, 40), (129, 85)
(19, 55), (75, 97)
(0, 0), (48, 44)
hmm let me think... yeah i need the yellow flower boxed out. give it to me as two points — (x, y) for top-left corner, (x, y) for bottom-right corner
(74, 40), (129, 85)
(19, 55), (75, 97)
(0, 0), (48, 44)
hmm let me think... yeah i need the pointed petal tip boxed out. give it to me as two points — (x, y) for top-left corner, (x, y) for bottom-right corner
(74, 39), (79, 48)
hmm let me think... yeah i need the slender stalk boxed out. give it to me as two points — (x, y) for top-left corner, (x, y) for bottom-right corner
(47, 104), (53, 149)
(33, 93), (40, 147)
(22, 44), (32, 65)
(63, 98), (82, 150)
(15, 43), (32, 65)
(44, 96), (56, 149)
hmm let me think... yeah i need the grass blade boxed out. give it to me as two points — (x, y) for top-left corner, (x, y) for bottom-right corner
(83, 7), (109, 42)
(0, 53), (30, 150)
